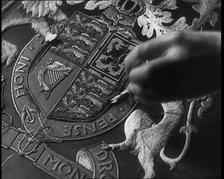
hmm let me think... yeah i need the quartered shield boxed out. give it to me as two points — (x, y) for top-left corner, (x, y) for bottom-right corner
(4, 9), (140, 179)
(11, 11), (138, 142)
(2, 1), (221, 179)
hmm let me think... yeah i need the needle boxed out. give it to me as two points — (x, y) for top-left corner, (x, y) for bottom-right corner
(110, 89), (130, 104)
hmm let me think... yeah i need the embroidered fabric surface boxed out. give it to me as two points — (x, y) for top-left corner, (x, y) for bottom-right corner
(1, 1), (221, 179)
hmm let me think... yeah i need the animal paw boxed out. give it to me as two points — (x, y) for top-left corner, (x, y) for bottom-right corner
(100, 144), (113, 151)
(144, 170), (155, 179)
(45, 32), (57, 42)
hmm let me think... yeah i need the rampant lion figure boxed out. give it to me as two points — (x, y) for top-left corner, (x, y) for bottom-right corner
(102, 101), (185, 178)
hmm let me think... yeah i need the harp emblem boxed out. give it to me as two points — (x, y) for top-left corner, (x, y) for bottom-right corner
(38, 59), (72, 99)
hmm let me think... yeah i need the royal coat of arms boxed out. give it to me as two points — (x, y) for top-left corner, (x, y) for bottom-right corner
(11, 11), (139, 142)
(2, 0), (221, 179)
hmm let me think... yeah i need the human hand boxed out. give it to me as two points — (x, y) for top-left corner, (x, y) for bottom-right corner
(125, 31), (221, 103)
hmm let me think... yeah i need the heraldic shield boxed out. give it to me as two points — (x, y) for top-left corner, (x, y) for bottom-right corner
(6, 10), (141, 179)
(11, 11), (139, 141)
(2, 1), (221, 179)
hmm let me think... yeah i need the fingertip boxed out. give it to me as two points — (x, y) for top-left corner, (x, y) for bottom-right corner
(128, 62), (153, 85)
(127, 83), (142, 96)
(124, 45), (147, 74)
(124, 47), (138, 74)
